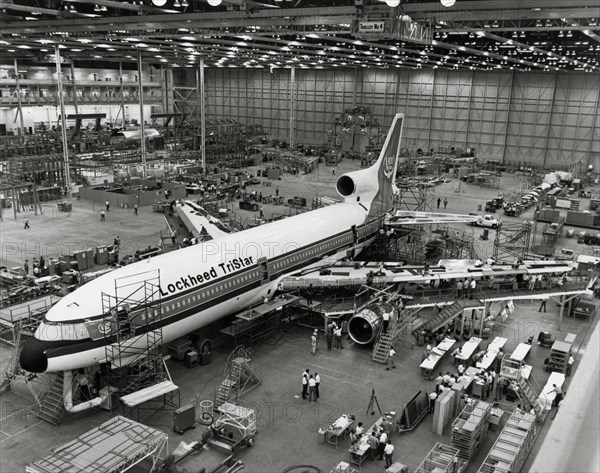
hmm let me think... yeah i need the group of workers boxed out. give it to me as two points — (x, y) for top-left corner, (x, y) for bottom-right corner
(349, 418), (395, 467)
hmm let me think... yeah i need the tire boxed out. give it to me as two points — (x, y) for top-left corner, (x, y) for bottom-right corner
(492, 224), (498, 229)
(199, 338), (212, 353)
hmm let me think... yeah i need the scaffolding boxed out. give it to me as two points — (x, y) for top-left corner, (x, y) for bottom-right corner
(214, 346), (262, 408)
(363, 224), (477, 264)
(493, 221), (532, 263)
(415, 443), (463, 473)
(394, 182), (434, 212)
(99, 269), (165, 395)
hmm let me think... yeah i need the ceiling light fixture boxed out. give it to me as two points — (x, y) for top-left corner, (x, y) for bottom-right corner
(385, 0), (401, 7)
(153, 0), (168, 5)
(182, 0), (189, 6)
(207, 0), (222, 6)
(440, 0), (456, 7)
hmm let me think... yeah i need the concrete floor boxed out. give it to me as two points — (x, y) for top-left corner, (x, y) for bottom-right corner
(1, 163), (599, 472)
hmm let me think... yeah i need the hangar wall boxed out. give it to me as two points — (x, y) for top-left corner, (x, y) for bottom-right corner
(175, 68), (600, 170)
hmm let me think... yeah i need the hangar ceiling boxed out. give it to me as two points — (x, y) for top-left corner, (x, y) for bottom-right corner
(0, 0), (598, 71)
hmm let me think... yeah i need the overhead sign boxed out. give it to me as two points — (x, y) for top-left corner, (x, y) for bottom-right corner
(358, 21), (386, 34)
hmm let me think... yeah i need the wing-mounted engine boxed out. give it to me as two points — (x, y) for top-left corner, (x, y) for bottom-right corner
(348, 301), (397, 345)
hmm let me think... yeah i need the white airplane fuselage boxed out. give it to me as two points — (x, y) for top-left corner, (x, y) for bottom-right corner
(26, 202), (379, 373)
(20, 112), (406, 374)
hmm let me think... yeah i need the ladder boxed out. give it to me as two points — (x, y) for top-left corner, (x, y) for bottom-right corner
(372, 316), (401, 363)
(37, 372), (66, 425)
(500, 355), (545, 417)
(215, 378), (235, 408)
(411, 300), (465, 338)
(510, 377), (544, 417)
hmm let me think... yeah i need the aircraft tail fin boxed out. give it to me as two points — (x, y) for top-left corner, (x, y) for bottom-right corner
(335, 113), (404, 216)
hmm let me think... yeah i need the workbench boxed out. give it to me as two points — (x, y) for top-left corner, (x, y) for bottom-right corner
(455, 337), (483, 364)
(348, 431), (372, 467)
(420, 338), (456, 379)
(324, 414), (354, 448)
(510, 343), (531, 362)
(476, 337), (507, 370)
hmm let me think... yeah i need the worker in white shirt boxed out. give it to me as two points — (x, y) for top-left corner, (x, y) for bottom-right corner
(546, 384), (563, 407)
(382, 310), (390, 333)
(386, 347), (396, 370)
(377, 431), (388, 460)
(315, 373), (321, 399)
(567, 354), (575, 376)
(334, 326), (343, 349)
(469, 278), (477, 299)
(384, 440), (395, 468)
(311, 330), (318, 355)
(355, 422), (364, 436)
(301, 370), (309, 399)
(457, 363), (465, 375)
(443, 372), (451, 386)
(308, 375), (317, 402)
(429, 391), (438, 413)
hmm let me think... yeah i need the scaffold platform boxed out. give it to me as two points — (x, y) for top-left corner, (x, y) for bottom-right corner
(26, 416), (168, 473)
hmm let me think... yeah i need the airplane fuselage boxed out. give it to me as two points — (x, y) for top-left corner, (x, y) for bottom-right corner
(25, 202), (381, 373)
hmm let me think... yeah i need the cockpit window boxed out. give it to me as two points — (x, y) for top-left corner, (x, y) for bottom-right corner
(35, 322), (90, 341)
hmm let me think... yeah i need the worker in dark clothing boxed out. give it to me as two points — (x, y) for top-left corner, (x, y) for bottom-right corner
(325, 330), (333, 350)
(437, 197), (441, 208)
(305, 284), (314, 305)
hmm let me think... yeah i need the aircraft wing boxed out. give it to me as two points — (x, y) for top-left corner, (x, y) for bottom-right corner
(386, 210), (480, 226)
(278, 260), (577, 290)
(175, 200), (232, 240)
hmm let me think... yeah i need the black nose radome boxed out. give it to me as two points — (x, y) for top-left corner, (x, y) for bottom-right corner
(20, 339), (48, 373)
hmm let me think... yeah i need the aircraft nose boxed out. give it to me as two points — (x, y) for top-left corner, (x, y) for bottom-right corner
(19, 339), (48, 373)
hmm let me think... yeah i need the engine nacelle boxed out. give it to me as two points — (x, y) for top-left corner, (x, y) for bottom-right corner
(348, 302), (397, 345)
(336, 168), (378, 201)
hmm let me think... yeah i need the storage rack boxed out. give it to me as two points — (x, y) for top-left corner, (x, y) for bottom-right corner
(415, 443), (462, 473)
(547, 340), (572, 373)
(477, 411), (538, 473)
(451, 400), (492, 461)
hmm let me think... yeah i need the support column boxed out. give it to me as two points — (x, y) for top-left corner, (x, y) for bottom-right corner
(119, 62), (126, 126)
(289, 66), (296, 148)
(55, 45), (71, 196)
(501, 70), (516, 165)
(12, 188), (18, 220)
(480, 301), (487, 338)
(13, 59), (25, 136)
(558, 295), (565, 331)
(541, 72), (558, 169)
(195, 67), (200, 151)
(199, 58), (206, 171)
(137, 50), (146, 178)
(427, 68), (436, 151)
(70, 61), (78, 115)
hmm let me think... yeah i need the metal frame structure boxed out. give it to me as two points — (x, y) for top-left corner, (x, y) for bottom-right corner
(493, 221), (532, 263)
(25, 415), (168, 473)
(100, 269), (165, 395)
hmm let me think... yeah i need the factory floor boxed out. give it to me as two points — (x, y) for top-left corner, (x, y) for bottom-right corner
(1, 163), (599, 472)
(0, 295), (597, 472)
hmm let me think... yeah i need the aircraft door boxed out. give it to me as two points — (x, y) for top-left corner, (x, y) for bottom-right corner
(257, 256), (269, 284)
(347, 225), (358, 259)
